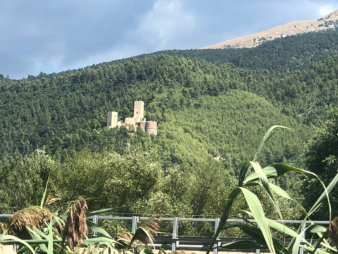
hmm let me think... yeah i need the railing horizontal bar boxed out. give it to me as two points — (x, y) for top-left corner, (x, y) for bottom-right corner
(0, 214), (331, 225)
(91, 216), (132, 220)
(139, 217), (174, 221)
(309, 220), (330, 224)
(0, 214), (12, 218)
(179, 244), (205, 248)
(179, 218), (216, 222)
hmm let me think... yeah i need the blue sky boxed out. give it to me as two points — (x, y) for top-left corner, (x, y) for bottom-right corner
(0, 0), (337, 79)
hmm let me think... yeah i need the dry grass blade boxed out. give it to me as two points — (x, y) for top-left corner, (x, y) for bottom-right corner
(62, 198), (88, 250)
(44, 196), (62, 207)
(116, 231), (133, 248)
(8, 206), (52, 238)
(131, 219), (159, 245)
(328, 217), (338, 248)
(0, 221), (6, 234)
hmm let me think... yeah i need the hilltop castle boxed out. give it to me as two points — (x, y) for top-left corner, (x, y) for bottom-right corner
(107, 101), (157, 135)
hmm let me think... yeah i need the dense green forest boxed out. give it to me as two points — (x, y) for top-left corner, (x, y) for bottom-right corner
(159, 30), (338, 72)
(0, 31), (337, 224)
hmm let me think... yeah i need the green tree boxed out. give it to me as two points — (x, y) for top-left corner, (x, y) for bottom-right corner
(0, 153), (61, 212)
(302, 108), (338, 219)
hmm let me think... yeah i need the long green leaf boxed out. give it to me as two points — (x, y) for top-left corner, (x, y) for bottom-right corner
(87, 220), (112, 238)
(244, 211), (300, 240)
(0, 235), (36, 254)
(269, 163), (308, 176)
(308, 172), (338, 220)
(268, 183), (292, 200)
(223, 222), (289, 254)
(26, 227), (48, 253)
(240, 187), (275, 253)
(221, 240), (265, 249)
(40, 175), (50, 208)
(86, 208), (115, 216)
(238, 160), (251, 186)
(229, 223), (265, 242)
(84, 237), (117, 244)
(207, 188), (241, 254)
(244, 163), (306, 184)
(250, 161), (282, 219)
(46, 220), (54, 254)
(292, 224), (309, 254)
(244, 166), (277, 183)
(253, 125), (291, 162)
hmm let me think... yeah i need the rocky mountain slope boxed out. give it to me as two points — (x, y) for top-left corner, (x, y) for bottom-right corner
(204, 9), (338, 49)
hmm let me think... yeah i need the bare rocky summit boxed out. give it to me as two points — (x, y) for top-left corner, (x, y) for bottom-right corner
(204, 9), (338, 49)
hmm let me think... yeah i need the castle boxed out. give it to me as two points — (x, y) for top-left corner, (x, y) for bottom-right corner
(107, 101), (157, 135)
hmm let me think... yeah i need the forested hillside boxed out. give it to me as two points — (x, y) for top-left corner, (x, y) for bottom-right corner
(161, 30), (338, 72)
(0, 31), (337, 221)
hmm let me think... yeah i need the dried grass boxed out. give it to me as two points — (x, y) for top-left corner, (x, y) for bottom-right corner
(115, 219), (159, 250)
(62, 198), (88, 250)
(7, 206), (52, 238)
(328, 216), (338, 248)
(116, 231), (133, 248)
(131, 219), (159, 246)
(0, 221), (6, 234)
(134, 220), (159, 244)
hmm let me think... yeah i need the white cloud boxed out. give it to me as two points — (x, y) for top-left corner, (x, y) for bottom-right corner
(318, 4), (335, 16)
(137, 0), (195, 49)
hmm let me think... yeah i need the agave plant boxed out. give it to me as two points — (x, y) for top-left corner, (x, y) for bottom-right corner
(207, 125), (338, 254)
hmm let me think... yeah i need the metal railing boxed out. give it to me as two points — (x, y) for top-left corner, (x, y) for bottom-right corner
(0, 214), (330, 254)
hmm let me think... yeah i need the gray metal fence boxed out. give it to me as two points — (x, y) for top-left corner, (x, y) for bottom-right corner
(0, 214), (330, 253)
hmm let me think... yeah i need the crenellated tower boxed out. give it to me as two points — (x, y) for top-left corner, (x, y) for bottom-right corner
(107, 101), (157, 135)
(133, 101), (145, 122)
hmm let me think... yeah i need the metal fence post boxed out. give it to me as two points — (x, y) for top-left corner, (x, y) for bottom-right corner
(213, 218), (220, 254)
(256, 223), (260, 254)
(92, 215), (98, 236)
(300, 222), (306, 254)
(132, 216), (139, 234)
(172, 217), (179, 252)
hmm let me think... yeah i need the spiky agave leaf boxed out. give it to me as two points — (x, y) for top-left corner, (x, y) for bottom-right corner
(62, 198), (88, 250)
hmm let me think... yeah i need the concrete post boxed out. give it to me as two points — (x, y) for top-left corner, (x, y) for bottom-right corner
(92, 215), (98, 236)
(213, 218), (220, 254)
(172, 217), (179, 252)
(132, 216), (139, 234)
(300, 222), (306, 254)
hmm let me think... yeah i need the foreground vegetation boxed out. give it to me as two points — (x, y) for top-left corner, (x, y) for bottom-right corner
(0, 30), (337, 253)
(0, 30), (337, 224)
(1, 126), (338, 254)
(0, 197), (159, 253)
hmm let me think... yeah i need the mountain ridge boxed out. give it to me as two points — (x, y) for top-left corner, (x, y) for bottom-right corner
(204, 9), (338, 49)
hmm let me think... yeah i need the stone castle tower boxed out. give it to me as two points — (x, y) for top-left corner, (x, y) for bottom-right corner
(107, 101), (157, 135)
(107, 111), (118, 128)
(133, 101), (145, 122)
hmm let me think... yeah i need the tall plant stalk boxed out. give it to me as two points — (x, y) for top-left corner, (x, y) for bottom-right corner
(207, 125), (338, 254)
